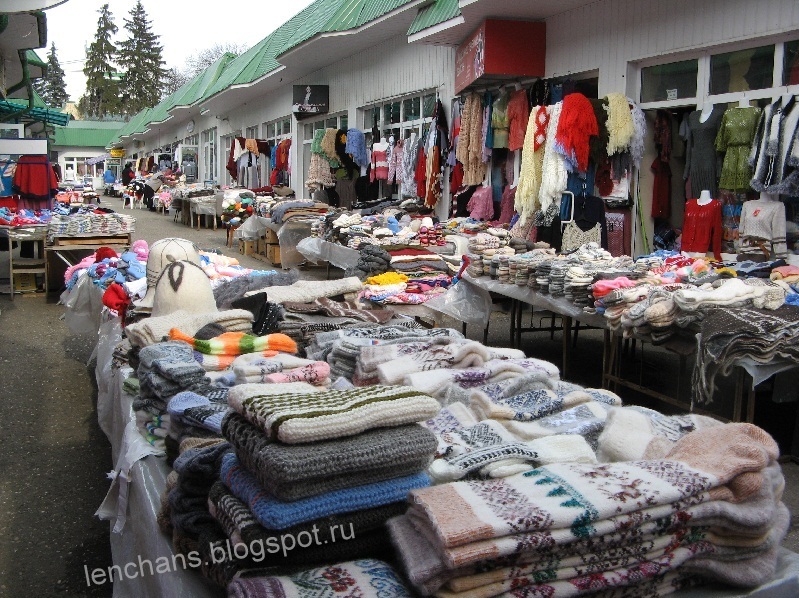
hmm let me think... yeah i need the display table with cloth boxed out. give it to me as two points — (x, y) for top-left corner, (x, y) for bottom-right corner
(93, 318), (218, 598)
(190, 196), (218, 230)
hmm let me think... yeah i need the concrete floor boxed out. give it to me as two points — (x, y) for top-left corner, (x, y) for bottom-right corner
(0, 200), (796, 596)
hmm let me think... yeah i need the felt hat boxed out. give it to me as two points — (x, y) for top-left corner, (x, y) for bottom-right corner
(151, 260), (217, 318)
(134, 238), (201, 310)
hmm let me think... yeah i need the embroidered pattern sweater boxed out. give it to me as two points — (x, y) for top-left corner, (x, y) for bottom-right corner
(739, 198), (788, 259)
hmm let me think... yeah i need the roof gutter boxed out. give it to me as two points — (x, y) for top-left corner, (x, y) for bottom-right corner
(1, 11), (47, 122)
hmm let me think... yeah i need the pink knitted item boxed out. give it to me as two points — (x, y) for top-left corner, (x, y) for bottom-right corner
(264, 362), (331, 385)
(468, 187), (494, 221)
(592, 277), (639, 298)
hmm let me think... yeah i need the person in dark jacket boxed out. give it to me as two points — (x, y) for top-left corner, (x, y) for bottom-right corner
(121, 163), (135, 185)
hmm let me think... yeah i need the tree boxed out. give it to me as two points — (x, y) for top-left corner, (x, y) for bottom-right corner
(117, 0), (166, 115)
(161, 67), (190, 98)
(41, 42), (69, 107)
(80, 3), (121, 117)
(185, 42), (247, 76)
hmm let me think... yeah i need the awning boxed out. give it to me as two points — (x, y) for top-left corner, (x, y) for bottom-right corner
(85, 153), (111, 166)
(0, 99), (70, 126)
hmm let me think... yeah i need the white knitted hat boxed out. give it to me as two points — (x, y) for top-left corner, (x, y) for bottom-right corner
(151, 260), (217, 318)
(135, 238), (201, 310)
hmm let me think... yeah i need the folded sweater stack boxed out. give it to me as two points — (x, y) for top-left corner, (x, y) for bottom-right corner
(206, 383), (441, 576)
(389, 423), (788, 597)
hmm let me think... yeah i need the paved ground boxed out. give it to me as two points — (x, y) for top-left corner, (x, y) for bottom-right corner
(0, 199), (796, 596)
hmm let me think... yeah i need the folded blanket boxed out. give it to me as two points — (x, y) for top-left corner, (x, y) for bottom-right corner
(221, 453), (430, 529)
(227, 383), (441, 443)
(281, 297), (394, 323)
(222, 412), (436, 500)
(471, 387), (622, 422)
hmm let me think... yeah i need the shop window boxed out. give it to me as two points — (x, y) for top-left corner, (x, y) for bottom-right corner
(710, 45), (774, 95)
(403, 97), (421, 121)
(784, 40), (799, 86)
(245, 125), (259, 139)
(423, 93), (436, 118)
(185, 134), (199, 146)
(384, 101), (401, 126)
(363, 106), (380, 130)
(264, 116), (292, 188)
(641, 59), (698, 103)
(201, 127), (217, 183)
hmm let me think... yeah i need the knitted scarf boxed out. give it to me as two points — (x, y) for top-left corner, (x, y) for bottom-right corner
(345, 128), (368, 168)
(169, 329), (297, 356)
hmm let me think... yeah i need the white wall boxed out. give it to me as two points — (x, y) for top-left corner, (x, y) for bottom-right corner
(546, 0), (799, 96)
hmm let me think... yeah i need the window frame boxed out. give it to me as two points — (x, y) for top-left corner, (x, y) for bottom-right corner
(636, 36), (799, 111)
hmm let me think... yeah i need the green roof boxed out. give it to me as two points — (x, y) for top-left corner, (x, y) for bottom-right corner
(0, 97), (69, 126)
(146, 52), (237, 126)
(109, 107), (153, 145)
(26, 49), (47, 69)
(407, 0), (460, 35)
(52, 121), (122, 147)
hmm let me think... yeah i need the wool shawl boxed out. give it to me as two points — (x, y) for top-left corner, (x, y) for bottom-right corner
(554, 93), (598, 174)
(457, 93), (487, 186)
(605, 93), (635, 156)
(538, 103), (568, 213)
(515, 106), (546, 225)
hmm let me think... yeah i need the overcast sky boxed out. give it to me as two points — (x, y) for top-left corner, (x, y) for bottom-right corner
(44, 0), (315, 102)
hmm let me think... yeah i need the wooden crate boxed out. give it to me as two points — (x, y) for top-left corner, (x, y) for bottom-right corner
(239, 239), (256, 256)
(264, 229), (279, 244)
(266, 243), (281, 265)
(52, 233), (132, 246)
(14, 273), (38, 292)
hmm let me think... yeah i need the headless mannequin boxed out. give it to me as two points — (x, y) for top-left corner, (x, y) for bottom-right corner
(760, 191), (778, 202)
(738, 98), (751, 108)
(700, 103), (715, 123)
(683, 190), (716, 259)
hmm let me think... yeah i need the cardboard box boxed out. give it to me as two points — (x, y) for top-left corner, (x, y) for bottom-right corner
(264, 229), (279, 244)
(256, 236), (266, 256)
(266, 243), (281, 265)
(14, 273), (37, 292)
(239, 240), (256, 256)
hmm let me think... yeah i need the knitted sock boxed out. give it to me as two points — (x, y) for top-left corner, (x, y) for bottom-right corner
(227, 384), (441, 444)
(194, 323), (228, 340)
(169, 328), (298, 356)
(221, 452), (430, 529)
(264, 362), (331, 385)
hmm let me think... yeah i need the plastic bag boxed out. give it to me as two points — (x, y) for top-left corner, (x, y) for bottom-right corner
(233, 215), (269, 240)
(297, 237), (360, 270)
(424, 278), (492, 327)
(61, 273), (105, 336)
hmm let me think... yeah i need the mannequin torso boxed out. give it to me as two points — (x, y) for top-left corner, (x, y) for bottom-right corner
(700, 103), (715, 123)
(697, 189), (713, 205)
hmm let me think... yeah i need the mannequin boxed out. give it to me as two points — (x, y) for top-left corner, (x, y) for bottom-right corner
(681, 191), (723, 261)
(738, 97), (751, 108)
(759, 191), (778, 202)
(700, 102), (715, 123)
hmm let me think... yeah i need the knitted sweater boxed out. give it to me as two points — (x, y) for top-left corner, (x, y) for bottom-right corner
(749, 95), (799, 196)
(227, 383), (441, 443)
(680, 199), (723, 260)
(738, 198), (788, 259)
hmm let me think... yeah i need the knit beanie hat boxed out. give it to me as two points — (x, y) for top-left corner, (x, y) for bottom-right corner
(151, 261), (217, 318)
(95, 246), (118, 262)
(135, 238), (201, 311)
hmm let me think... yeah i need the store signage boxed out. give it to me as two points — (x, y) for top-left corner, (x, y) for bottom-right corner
(292, 85), (329, 119)
(110, 148), (126, 158)
(666, 89), (678, 101)
(107, 159), (121, 166)
(455, 20), (547, 94)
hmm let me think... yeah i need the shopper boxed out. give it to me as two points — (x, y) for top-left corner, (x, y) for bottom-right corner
(143, 171), (165, 211)
(121, 162), (135, 186)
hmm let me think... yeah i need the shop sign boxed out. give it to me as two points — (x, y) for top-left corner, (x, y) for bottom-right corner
(292, 85), (329, 119)
(456, 25), (486, 94)
(110, 148), (126, 158)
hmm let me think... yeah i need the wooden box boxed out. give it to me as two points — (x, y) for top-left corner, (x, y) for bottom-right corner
(264, 229), (279, 244)
(239, 239), (256, 256)
(14, 273), (38, 292)
(266, 243), (281, 265)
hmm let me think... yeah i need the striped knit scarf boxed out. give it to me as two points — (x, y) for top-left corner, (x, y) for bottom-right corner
(169, 329), (297, 356)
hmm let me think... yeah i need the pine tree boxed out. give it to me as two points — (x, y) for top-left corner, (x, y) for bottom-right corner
(42, 42), (69, 107)
(80, 3), (121, 117)
(117, 0), (166, 115)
